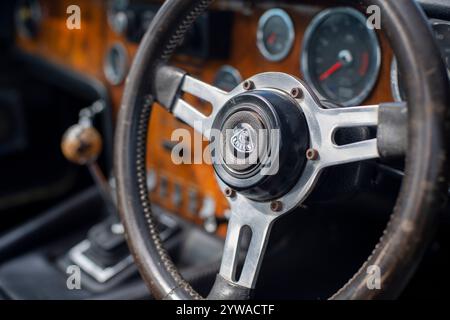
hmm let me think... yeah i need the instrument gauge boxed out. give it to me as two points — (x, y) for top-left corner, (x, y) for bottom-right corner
(104, 43), (129, 86)
(301, 7), (381, 107)
(107, 0), (129, 35)
(391, 20), (450, 102)
(15, 0), (42, 39)
(213, 65), (242, 92)
(257, 9), (295, 62)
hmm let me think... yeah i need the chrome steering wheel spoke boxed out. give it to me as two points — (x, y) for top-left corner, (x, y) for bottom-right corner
(154, 65), (228, 140)
(154, 70), (395, 291)
(218, 200), (278, 289)
(314, 104), (380, 168)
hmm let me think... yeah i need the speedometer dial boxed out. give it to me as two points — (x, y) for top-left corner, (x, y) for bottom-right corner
(257, 9), (295, 62)
(301, 8), (381, 106)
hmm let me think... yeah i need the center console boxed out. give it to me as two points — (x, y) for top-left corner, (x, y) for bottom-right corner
(0, 185), (223, 299)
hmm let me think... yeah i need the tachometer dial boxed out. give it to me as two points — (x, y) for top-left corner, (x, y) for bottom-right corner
(301, 8), (381, 107)
(257, 9), (295, 62)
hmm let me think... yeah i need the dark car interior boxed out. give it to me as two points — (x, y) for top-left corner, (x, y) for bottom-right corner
(0, 0), (449, 300)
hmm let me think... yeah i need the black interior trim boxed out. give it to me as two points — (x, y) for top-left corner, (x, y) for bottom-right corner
(13, 49), (114, 175)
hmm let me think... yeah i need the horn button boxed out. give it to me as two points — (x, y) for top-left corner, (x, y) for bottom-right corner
(211, 90), (310, 201)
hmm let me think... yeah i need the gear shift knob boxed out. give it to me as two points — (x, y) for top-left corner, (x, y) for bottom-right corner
(61, 123), (103, 165)
(60, 100), (118, 218)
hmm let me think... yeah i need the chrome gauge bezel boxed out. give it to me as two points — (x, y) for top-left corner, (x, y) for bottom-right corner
(301, 7), (381, 107)
(104, 42), (129, 86)
(257, 8), (295, 62)
(390, 57), (403, 102)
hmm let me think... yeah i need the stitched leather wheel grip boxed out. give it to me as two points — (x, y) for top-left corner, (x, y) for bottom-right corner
(115, 0), (449, 299)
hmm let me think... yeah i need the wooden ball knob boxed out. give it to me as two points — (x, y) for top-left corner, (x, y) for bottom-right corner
(61, 124), (102, 165)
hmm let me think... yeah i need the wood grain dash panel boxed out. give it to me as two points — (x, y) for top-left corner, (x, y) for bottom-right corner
(16, 1), (394, 237)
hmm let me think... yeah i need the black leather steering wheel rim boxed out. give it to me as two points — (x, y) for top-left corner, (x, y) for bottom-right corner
(115, 0), (449, 300)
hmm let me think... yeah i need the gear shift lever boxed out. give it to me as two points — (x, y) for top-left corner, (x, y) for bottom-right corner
(60, 101), (135, 284)
(59, 103), (180, 284)
(61, 101), (117, 217)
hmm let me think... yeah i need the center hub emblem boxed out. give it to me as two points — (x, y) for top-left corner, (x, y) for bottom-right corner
(211, 90), (309, 201)
(230, 123), (255, 154)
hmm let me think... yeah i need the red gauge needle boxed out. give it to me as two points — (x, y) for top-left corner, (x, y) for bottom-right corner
(267, 32), (277, 46)
(319, 61), (343, 81)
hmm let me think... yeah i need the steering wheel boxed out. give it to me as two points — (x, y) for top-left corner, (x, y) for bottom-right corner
(115, 0), (449, 299)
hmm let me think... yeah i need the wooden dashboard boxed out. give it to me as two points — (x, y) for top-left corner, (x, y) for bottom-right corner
(16, 0), (394, 236)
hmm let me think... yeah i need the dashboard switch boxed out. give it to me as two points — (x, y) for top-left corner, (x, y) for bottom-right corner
(172, 183), (183, 208)
(187, 189), (199, 215)
(146, 169), (157, 192)
(159, 176), (169, 198)
(199, 196), (216, 219)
